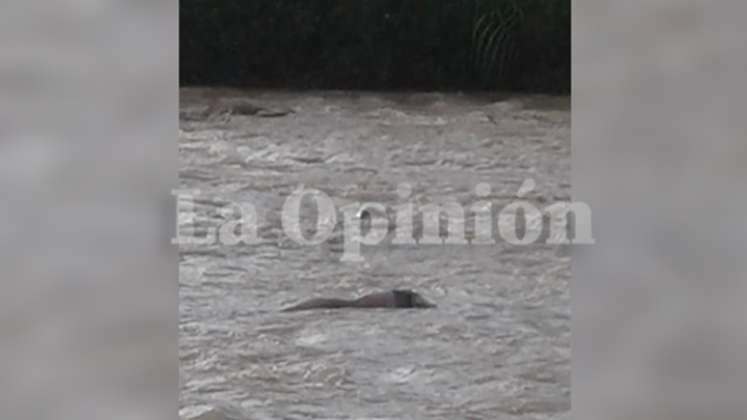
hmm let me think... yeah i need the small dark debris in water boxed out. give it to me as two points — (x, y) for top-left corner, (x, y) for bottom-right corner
(282, 289), (436, 312)
(179, 99), (294, 121)
(290, 155), (326, 164)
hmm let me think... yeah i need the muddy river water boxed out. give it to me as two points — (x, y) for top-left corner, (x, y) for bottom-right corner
(179, 89), (570, 420)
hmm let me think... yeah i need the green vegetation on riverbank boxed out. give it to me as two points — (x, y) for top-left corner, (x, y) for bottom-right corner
(180, 0), (569, 93)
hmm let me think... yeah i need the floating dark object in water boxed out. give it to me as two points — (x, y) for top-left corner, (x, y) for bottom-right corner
(179, 99), (294, 121)
(282, 289), (435, 312)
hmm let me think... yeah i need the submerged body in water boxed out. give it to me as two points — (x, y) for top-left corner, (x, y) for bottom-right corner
(282, 289), (435, 311)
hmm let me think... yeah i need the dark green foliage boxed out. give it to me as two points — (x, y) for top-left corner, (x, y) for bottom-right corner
(180, 0), (569, 92)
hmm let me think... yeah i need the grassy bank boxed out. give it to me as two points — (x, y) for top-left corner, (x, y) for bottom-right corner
(180, 0), (569, 93)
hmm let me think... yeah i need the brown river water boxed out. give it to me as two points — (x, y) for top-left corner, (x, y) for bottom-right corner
(179, 88), (570, 420)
